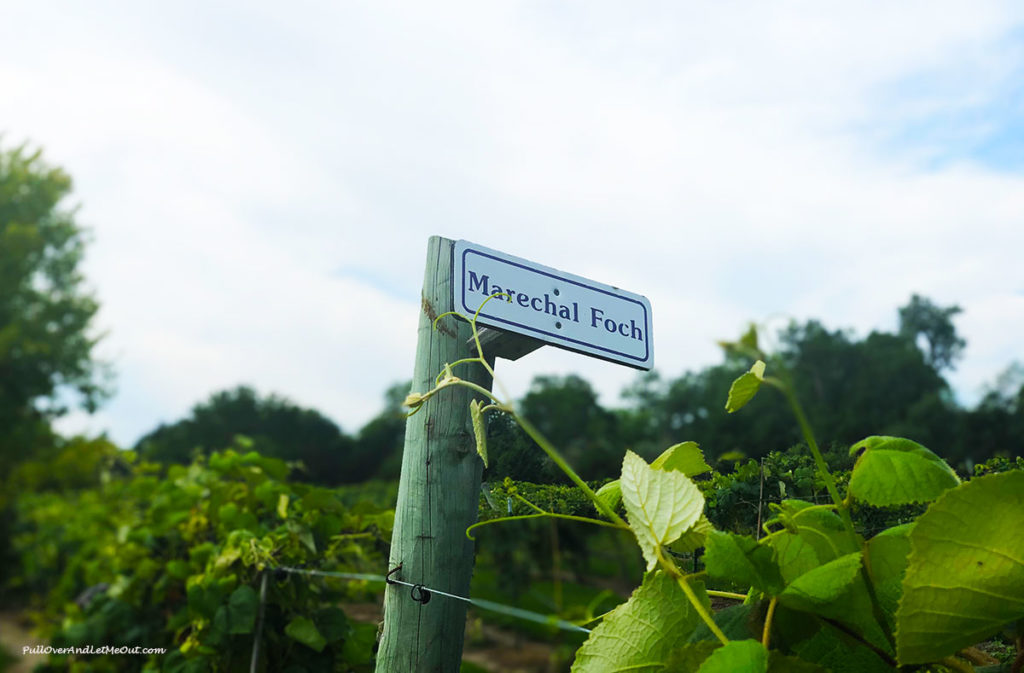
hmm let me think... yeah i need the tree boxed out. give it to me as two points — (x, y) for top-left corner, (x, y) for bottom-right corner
(483, 409), (546, 481)
(0, 143), (108, 467)
(779, 321), (951, 446)
(352, 381), (411, 480)
(898, 294), (966, 372)
(135, 386), (360, 484)
(961, 363), (1024, 464)
(620, 304), (962, 468)
(518, 375), (622, 480)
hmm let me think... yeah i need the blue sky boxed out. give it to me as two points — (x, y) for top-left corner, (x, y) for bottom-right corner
(1, 2), (1022, 446)
(874, 36), (1024, 172)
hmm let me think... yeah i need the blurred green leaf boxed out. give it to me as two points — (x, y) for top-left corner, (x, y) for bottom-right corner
(726, 361), (766, 413)
(285, 616), (327, 652)
(848, 436), (959, 506)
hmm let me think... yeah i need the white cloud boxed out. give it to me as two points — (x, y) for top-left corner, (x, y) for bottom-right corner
(1, 2), (1021, 444)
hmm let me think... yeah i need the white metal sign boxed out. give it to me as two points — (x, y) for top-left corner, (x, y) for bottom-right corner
(452, 240), (654, 370)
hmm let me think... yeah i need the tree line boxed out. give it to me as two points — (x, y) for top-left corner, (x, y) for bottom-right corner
(129, 293), (1023, 484)
(466, 296), (1022, 482)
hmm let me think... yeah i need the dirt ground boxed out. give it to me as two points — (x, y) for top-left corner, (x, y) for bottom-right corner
(0, 611), (48, 673)
(1, 604), (567, 673)
(345, 601), (566, 673)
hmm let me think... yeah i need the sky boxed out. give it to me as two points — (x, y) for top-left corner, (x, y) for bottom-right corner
(1, 1), (1023, 446)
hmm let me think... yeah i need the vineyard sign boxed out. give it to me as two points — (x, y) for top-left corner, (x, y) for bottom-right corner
(453, 240), (654, 370)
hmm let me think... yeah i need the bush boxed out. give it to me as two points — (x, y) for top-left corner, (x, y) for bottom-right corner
(9, 444), (393, 672)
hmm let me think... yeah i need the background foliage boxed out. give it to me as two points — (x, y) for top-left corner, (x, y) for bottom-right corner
(7, 444), (390, 672)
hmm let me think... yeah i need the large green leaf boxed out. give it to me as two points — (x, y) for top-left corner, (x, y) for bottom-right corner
(765, 501), (858, 582)
(789, 620), (896, 673)
(896, 471), (1024, 665)
(671, 635), (826, 673)
(770, 529), (820, 584)
(664, 642), (719, 672)
(687, 604), (758, 644)
(778, 553), (862, 613)
(572, 571), (702, 672)
(766, 507), (888, 651)
(725, 361), (766, 413)
(704, 531), (785, 595)
(766, 652), (829, 673)
(866, 524), (913, 619)
(651, 441), (712, 476)
(695, 640), (767, 673)
(620, 450), (704, 571)
(848, 436), (960, 506)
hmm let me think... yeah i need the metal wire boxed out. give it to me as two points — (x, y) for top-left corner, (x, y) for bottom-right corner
(274, 565), (592, 634)
(249, 572), (268, 673)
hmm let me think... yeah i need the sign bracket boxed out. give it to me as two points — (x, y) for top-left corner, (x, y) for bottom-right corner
(468, 326), (545, 362)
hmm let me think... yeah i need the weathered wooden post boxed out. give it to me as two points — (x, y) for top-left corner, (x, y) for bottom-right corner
(377, 236), (653, 672)
(375, 236), (495, 672)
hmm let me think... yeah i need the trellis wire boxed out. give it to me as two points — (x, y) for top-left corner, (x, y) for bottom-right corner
(276, 566), (590, 634)
(248, 564), (591, 672)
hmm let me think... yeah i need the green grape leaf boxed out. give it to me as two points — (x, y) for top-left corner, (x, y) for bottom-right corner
(866, 523), (913, 619)
(687, 604), (758, 643)
(285, 616), (327, 652)
(595, 479), (622, 514)
(778, 553), (862, 613)
(848, 436), (960, 506)
(187, 580), (225, 619)
(766, 500), (858, 579)
(668, 641), (825, 673)
(315, 607), (349, 643)
(739, 324), (759, 351)
(222, 585), (258, 634)
(620, 450), (705, 571)
(788, 566), (890, 653)
(166, 559), (191, 580)
(766, 652), (829, 673)
(704, 531), (785, 595)
(695, 639), (767, 673)
(790, 621), (897, 673)
(770, 529), (820, 584)
(340, 621), (377, 666)
(766, 509), (888, 651)
(726, 361), (766, 413)
(470, 399), (488, 467)
(669, 513), (715, 554)
(896, 471), (1024, 665)
(572, 571), (702, 672)
(651, 441), (712, 476)
(665, 642), (719, 672)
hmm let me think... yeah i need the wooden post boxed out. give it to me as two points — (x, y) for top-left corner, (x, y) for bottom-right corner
(376, 236), (493, 672)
